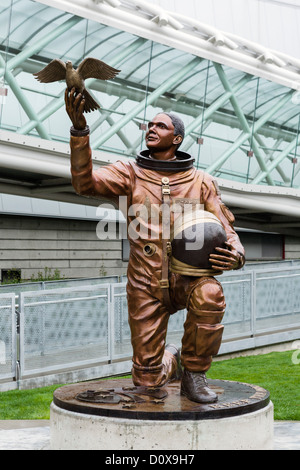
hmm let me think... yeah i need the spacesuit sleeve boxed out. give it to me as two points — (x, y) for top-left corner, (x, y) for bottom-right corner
(202, 173), (245, 269)
(70, 133), (134, 202)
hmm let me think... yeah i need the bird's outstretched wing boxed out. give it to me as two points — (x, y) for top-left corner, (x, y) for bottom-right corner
(77, 57), (120, 80)
(33, 59), (66, 83)
(83, 88), (100, 113)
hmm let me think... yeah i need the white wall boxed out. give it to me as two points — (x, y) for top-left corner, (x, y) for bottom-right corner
(151, 0), (300, 59)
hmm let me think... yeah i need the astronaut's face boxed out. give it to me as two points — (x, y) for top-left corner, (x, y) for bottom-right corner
(145, 114), (182, 153)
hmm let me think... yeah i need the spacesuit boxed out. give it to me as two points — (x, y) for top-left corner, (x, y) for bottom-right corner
(69, 129), (245, 398)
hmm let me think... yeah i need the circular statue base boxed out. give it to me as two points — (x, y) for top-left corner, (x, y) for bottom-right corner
(50, 378), (274, 450)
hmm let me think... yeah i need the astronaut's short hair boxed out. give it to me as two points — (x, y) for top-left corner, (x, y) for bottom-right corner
(160, 112), (185, 148)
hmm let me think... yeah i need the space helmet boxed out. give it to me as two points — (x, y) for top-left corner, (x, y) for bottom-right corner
(170, 208), (227, 276)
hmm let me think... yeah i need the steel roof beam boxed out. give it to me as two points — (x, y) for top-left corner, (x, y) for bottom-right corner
(0, 15), (83, 138)
(88, 77), (300, 143)
(35, 0), (300, 90)
(94, 99), (132, 150)
(17, 36), (146, 136)
(214, 63), (274, 185)
(251, 135), (289, 184)
(182, 72), (253, 152)
(15, 48), (297, 150)
(206, 89), (293, 176)
(0, 16), (82, 80)
(252, 134), (300, 185)
(91, 56), (201, 149)
(89, 96), (126, 134)
(0, 54), (50, 140)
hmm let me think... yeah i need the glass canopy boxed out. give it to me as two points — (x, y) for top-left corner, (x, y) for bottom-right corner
(1, 0), (300, 187)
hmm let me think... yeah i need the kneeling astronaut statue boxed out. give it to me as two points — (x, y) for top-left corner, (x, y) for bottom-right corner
(65, 87), (245, 404)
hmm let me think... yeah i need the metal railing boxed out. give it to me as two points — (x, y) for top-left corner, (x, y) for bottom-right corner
(0, 264), (300, 390)
(0, 293), (16, 384)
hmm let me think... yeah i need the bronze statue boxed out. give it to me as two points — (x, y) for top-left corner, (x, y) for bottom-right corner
(34, 58), (120, 112)
(65, 87), (245, 404)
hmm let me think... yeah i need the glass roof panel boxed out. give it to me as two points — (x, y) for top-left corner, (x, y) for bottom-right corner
(1, 0), (300, 188)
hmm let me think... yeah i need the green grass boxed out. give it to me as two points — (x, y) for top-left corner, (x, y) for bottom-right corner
(207, 350), (300, 421)
(0, 384), (62, 420)
(0, 350), (299, 420)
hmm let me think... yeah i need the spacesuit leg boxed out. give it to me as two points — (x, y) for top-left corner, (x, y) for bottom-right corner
(127, 284), (178, 387)
(181, 276), (225, 371)
(180, 277), (225, 403)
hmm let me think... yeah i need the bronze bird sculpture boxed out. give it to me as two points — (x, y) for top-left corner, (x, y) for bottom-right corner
(33, 58), (120, 113)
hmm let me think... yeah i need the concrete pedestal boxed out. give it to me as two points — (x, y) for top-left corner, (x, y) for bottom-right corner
(50, 378), (274, 450)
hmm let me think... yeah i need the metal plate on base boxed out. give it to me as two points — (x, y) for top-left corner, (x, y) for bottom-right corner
(53, 378), (270, 421)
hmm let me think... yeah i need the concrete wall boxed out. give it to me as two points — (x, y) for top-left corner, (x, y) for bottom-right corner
(0, 214), (128, 281)
(285, 236), (300, 260)
(1, 213), (300, 283)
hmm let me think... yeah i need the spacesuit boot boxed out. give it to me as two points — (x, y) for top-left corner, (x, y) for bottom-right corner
(181, 369), (217, 403)
(180, 277), (225, 403)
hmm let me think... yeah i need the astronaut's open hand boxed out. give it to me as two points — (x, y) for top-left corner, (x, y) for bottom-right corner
(209, 241), (241, 271)
(65, 87), (87, 130)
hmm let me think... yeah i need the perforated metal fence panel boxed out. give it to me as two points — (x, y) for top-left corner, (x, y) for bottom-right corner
(0, 265), (299, 388)
(111, 283), (131, 359)
(255, 268), (300, 332)
(221, 271), (253, 339)
(0, 293), (16, 382)
(19, 284), (110, 377)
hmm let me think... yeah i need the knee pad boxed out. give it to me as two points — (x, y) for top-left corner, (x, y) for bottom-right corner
(188, 277), (226, 323)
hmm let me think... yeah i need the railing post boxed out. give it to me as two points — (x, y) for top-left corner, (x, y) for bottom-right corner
(108, 284), (113, 364)
(18, 292), (25, 388)
(250, 270), (257, 339)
